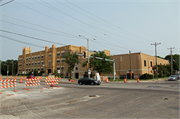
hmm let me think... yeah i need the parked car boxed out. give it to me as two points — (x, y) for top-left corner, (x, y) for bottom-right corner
(27, 75), (35, 79)
(78, 77), (101, 85)
(168, 75), (177, 81)
(176, 74), (180, 80)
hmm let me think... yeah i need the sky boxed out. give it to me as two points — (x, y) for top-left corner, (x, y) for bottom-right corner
(0, 0), (179, 61)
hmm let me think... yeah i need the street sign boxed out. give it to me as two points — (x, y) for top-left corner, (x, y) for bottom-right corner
(58, 70), (60, 74)
(88, 70), (91, 74)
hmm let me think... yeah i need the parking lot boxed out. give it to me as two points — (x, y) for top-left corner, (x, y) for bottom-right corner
(0, 78), (179, 119)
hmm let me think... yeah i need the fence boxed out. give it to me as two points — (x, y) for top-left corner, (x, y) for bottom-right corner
(25, 78), (41, 90)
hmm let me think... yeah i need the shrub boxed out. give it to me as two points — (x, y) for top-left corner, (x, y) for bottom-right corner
(140, 73), (153, 79)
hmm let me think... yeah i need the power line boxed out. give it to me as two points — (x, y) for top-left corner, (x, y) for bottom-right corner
(64, 0), (155, 43)
(0, 0), (13, 7)
(0, 20), (78, 38)
(0, 14), (78, 38)
(0, 29), (68, 46)
(0, 35), (44, 48)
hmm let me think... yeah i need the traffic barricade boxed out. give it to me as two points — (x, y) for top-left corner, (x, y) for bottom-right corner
(45, 78), (59, 87)
(25, 78), (41, 90)
(0, 77), (17, 93)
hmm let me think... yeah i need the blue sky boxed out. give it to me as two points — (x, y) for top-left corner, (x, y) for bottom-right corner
(0, 0), (179, 61)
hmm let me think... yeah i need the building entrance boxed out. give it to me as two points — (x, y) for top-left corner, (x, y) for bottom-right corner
(75, 73), (79, 79)
(48, 69), (51, 74)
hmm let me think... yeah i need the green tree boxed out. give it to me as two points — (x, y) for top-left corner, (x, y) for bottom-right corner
(1, 60), (18, 75)
(153, 64), (171, 77)
(82, 51), (113, 76)
(61, 52), (79, 79)
(165, 54), (179, 72)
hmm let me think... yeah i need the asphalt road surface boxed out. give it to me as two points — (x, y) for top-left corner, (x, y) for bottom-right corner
(0, 79), (179, 119)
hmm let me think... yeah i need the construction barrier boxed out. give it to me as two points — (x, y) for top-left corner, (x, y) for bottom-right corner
(25, 78), (41, 88)
(45, 78), (59, 87)
(0, 78), (17, 93)
(124, 78), (126, 83)
(69, 79), (75, 82)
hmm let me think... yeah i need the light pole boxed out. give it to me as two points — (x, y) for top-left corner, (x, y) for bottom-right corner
(0, 60), (1, 77)
(79, 35), (96, 78)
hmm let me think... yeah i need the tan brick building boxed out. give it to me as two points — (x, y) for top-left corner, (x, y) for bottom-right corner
(108, 52), (169, 79)
(18, 44), (169, 79)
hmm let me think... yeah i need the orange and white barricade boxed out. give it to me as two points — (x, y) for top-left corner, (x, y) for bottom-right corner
(45, 78), (59, 87)
(0, 78), (17, 93)
(25, 78), (41, 88)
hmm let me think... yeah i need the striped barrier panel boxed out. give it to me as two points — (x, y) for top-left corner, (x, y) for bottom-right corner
(25, 78), (41, 87)
(0, 78), (16, 90)
(45, 78), (59, 87)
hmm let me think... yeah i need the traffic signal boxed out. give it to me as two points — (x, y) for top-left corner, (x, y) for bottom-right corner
(87, 63), (88, 68)
(93, 54), (96, 59)
(89, 63), (91, 68)
(83, 52), (86, 58)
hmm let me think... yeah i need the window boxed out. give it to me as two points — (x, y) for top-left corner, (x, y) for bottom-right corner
(29, 58), (31, 60)
(57, 53), (60, 56)
(29, 63), (31, 66)
(41, 62), (43, 65)
(32, 69), (33, 71)
(38, 62), (40, 65)
(26, 58), (28, 61)
(38, 56), (40, 59)
(57, 67), (60, 70)
(32, 63), (33, 65)
(48, 61), (51, 66)
(26, 69), (28, 71)
(35, 63), (36, 65)
(75, 67), (78, 70)
(41, 56), (44, 58)
(41, 68), (43, 71)
(57, 60), (60, 63)
(29, 69), (30, 71)
(38, 69), (40, 71)
(150, 61), (152, 67)
(61, 67), (64, 70)
(35, 57), (37, 59)
(32, 57), (34, 60)
(48, 54), (51, 57)
(26, 64), (28, 66)
(61, 52), (65, 56)
(144, 60), (146, 67)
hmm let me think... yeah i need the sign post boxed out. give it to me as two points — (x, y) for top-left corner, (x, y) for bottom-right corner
(58, 70), (60, 78)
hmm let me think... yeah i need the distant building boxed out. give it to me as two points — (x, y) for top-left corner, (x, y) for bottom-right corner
(18, 44), (169, 79)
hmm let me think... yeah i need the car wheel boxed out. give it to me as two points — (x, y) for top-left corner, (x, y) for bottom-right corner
(79, 82), (82, 85)
(91, 82), (94, 85)
(97, 82), (101, 85)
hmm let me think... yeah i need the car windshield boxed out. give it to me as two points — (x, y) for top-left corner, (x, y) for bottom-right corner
(170, 75), (176, 77)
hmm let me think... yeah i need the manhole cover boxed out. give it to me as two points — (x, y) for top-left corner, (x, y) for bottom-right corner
(89, 95), (96, 97)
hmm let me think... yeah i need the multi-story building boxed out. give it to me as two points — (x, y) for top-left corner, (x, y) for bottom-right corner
(18, 44), (169, 79)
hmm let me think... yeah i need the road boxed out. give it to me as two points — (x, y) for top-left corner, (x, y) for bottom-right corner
(0, 78), (179, 119)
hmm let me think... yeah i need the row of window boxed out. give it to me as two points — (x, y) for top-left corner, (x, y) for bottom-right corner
(144, 60), (165, 67)
(25, 62), (44, 66)
(19, 67), (65, 72)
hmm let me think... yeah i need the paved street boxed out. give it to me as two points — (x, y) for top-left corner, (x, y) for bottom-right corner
(0, 78), (179, 119)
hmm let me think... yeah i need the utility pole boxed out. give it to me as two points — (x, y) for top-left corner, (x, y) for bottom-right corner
(7, 65), (9, 76)
(0, 60), (1, 77)
(129, 50), (132, 79)
(12, 60), (13, 76)
(79, 35), (96, 78)
(151, 42), (161, 80)
(167, 47), (175, 75)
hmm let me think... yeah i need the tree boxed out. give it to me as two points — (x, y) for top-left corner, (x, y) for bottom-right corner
(153, 64), (171, 77)
(82, 51), (113, 76)
(61, 52), (79, 79)
(1, 59), (18, 75)
(165, 54), (179, 72)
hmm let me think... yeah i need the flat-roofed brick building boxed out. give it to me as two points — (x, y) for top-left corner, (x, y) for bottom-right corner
(18, 44), (169, 79)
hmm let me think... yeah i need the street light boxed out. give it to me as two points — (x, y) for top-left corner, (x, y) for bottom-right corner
(79, 35), (96, 78)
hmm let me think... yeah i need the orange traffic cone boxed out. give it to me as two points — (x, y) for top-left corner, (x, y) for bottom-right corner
(124, 78), (126, 83)
(59, 77), (61, 81)
(137, 78), (139, 83)
(19, 78), (23, 83)
(106, 78), (109, 83)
